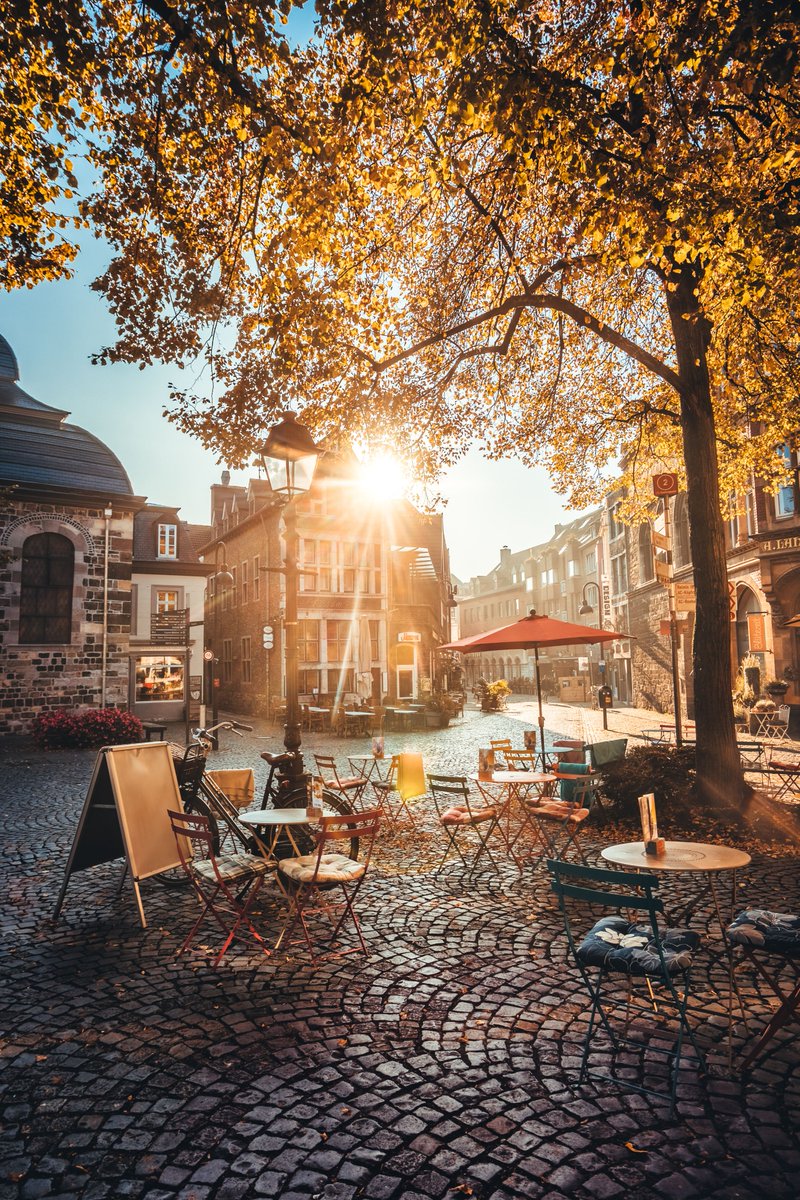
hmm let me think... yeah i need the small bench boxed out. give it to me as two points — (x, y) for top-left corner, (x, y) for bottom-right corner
(141, 722), (167, 742)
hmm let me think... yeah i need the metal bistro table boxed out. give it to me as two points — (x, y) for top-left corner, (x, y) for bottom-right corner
(348, 753), (392, 785)
(240, 807), (339, 858)
(601, 840), (752, 1054)
(471, 770), (559, 866)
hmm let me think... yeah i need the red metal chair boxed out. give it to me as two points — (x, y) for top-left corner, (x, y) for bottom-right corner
(275, 809), (381, 958)
(313, 754), (368, 809)
(428, 774), (501, 875)
(168, 809), (275, 967)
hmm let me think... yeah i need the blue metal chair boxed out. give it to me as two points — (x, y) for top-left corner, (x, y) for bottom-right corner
(726, 908), (800, 1069)
(547, 858), (705, 1113)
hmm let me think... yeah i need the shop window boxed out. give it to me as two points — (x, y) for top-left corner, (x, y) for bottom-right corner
(241, 636), (251, 683)
(157, 523), (177, 559)
(135, 655), (184, 702)
(19, 532), (74, 644)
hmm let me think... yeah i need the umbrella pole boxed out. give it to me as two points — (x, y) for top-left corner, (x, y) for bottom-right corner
(535, 647), (547, 767)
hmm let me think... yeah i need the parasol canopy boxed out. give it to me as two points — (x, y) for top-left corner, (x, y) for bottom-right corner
(442, 610), (623, 762)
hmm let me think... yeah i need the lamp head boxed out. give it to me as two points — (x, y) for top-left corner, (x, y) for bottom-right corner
(258, 410), (320, 499)
(579, 601), (594, 615)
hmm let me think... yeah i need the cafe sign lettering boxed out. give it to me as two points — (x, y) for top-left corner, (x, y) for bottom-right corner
(759, 535), (800, 553)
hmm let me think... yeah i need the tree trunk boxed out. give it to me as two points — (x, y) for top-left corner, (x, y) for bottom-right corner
(666, 270), (748, 805)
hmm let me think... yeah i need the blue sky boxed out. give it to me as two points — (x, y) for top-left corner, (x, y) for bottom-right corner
(0, 3), (578, 579)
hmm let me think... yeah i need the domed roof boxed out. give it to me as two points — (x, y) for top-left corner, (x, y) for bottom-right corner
(0, 333), (19, 381)
(0, 333), (134, 497)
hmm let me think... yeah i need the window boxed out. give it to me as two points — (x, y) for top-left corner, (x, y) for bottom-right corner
(156, 589), (179, 613)
(130, 583), (139, 635)
(231, 566), (238, 606)
(369, 620), (380, 660)
(19, 533), (74, 644)
(253, 556), (260, 601)
(318, 566), (332, 591)
(299, 668), (322, 694)
(298, 619), (320, 663)
(776, 444), (797, 518)
(611, 552), (628, 596)
(319, 541), (332, 565)
(241, 561), (248, 605)
(241, 636), (251, 683)
(584, 549), (596, 573)
(134, 654), (184, 702)
(343, 569), (355, 592)
(326, 619), (352, 664)
(302, 538), (317, 563)
(608, 503), (623, 540)
(567, 560), (577, 577)
(638, 524), (654, 583)
(157, 523), (177, 559)
(342, 543), (355, 567)
(526, 576), (534, 591)
(222, 639), (233, 683)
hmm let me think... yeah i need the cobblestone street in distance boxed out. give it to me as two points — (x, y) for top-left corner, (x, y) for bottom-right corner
(1, 699), (799, 1200)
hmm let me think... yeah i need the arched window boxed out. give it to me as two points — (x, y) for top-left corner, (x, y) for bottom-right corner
(638, 524), (654, 583)
(735, 587), (761, 665)
(674, 495), (691, 567)
(19, 533), (74, 644)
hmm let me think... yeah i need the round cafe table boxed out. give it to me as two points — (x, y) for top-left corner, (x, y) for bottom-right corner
(470, 771), (559, 865)
(240, 808), (338, 857)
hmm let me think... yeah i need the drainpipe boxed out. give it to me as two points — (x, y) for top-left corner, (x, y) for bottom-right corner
(100, 503), (113, 708)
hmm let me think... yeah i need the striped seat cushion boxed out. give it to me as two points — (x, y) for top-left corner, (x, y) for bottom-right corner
(279, 852), (366, 884)
(532, 801), (590, 824)
(193, 853), (273, 883)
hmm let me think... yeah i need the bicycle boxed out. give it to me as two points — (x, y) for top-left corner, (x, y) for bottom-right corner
(258, 747), (360, 860)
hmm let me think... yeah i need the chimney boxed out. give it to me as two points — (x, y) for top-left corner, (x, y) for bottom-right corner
(221, 469), (231, 486)
(500, 545), (511, 566)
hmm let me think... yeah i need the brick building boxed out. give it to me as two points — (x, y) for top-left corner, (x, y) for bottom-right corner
(0, 334), (143, 732)
(200, 449), (454, 717)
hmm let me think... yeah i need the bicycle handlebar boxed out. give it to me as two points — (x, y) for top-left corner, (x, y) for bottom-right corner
(191, 720), (253, 742)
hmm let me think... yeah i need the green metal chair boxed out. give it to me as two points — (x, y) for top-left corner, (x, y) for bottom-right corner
(546, 858), (705, 1113)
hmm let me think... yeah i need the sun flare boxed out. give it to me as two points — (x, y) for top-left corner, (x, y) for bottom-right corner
(358, 453), (408, 502)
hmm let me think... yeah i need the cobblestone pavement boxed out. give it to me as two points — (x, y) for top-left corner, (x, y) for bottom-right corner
(1, 702), (799, 1200)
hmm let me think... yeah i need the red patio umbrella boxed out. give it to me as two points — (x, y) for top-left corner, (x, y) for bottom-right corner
(442, 609), (621, 763)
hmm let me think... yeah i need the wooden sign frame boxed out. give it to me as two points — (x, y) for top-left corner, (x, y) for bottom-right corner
(53, 741), (188, 928)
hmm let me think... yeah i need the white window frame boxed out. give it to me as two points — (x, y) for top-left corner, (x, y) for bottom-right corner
(157, 523), (177, 559)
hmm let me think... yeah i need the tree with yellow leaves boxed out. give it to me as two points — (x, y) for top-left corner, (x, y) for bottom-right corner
(3, 1), (799, 800)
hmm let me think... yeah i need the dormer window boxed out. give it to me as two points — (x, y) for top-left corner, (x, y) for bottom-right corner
(157, 523), (177, 559)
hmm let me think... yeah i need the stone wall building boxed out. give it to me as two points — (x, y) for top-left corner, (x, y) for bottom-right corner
(200, 449), (454, 717)
(0, 335), (143, 733)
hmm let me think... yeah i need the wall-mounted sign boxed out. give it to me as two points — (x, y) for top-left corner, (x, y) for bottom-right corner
(758, 535), (800, 553)
(600, 575), (612, 625)
(673, 581), (696, 611)
(652, 529), (670, 552)
(151, 609), (188, 645)
(652, 472), (680, 496)
(398, 631), (421, 644)
(728, 581), (736, 622)
(655, 559), (672, 584)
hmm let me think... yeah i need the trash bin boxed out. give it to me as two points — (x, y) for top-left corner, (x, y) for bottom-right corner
(598, 686), (613, 710)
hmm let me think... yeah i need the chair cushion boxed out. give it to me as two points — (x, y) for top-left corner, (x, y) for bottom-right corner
(279, 852), (366, 884)
(324, 776), (364, 790)
(726, 909), (800, 956)
(577, 915), (699, 977)
(440, 804), (496, 825)
(532, 800), (590, 824)
(769, 760), (800, 774)
(193, 853), (273, 883)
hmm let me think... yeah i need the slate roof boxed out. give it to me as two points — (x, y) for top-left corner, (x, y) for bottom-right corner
(0, 335), (134, 497)
(133, 508), (208, 565)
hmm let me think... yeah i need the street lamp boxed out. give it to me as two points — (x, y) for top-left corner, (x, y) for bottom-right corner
(257, 411), (320, 805)
(208, 542), (234, 740)
(579, 581), (606, 699)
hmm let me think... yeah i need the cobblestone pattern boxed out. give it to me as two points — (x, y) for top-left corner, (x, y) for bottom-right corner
(1, 705), (799, 1199)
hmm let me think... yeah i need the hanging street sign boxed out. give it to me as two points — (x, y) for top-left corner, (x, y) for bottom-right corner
(652, 529), (670, 552)
(655, 559), (673, 584)
(652, 472), (680, 496)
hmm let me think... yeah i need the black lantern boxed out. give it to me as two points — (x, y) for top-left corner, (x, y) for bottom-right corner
(258, 411), (320, 499)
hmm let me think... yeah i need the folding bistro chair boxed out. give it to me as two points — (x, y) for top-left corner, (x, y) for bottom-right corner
(313, 754), (369, 809)
(526, 776), (597, 863)
(504, 748), (539, 771)
(167, 809), (275, 967)
(490, 739), (514, 768)
(275, 809), (381, 957)
(547, 858), (705, 1114)
(428, 774), (501, 876)
(726, 909), (800, 1070)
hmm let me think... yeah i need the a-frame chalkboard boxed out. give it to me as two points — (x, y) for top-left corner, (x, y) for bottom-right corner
(53, 741), (188, 928)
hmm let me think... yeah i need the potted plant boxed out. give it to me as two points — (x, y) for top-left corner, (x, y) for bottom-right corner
(424, 694), (456, 728)
(472, 678), (511, 713)
(739, 652), (761, 698)
(765, 677), (790, 700)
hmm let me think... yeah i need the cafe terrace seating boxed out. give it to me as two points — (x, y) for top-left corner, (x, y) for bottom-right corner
(726, 908), (800, 1069)
(428, 773), (501, 875)
(547, 858), (705, 1114)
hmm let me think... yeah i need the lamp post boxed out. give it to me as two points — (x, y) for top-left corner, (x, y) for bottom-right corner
(579, 580), (606, 715)
(207, 542), (234, 744)
(257, 411), (320, 806)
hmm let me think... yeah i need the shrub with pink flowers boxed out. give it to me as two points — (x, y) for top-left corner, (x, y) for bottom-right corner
(32, 707), (144, 749)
